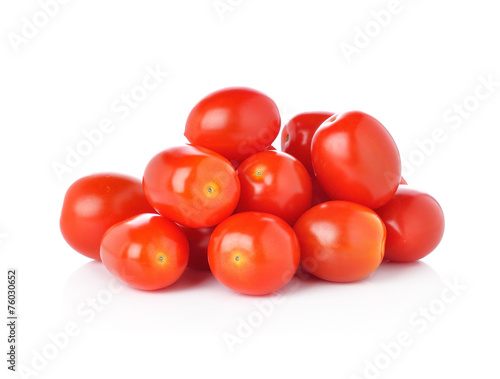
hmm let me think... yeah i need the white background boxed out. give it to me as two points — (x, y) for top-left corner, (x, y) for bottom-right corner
(1, 1), (499, 378)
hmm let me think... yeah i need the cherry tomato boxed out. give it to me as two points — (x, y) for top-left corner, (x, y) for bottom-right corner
(143, 145), (240, 228)
(375, 187), (444, 262)
(184, 87), (281, 162)
(294, 201), (386, 282)
(208, 212), (300, 295)
(311, 111), (401, 209)
(60, 173), (155, 261)
(100, 214), (189, 290)
(235, 150), (312, 225)
(281, 112), (334, 176)
(178, 224), (215, 270)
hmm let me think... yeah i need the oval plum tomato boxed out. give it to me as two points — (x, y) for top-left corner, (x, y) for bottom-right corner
(60, 173), (155, 261)
(294, 201), (386, 282)
(235, 151), (312, 225)
(184, 87), (281, 162)
(100, 214), (189, 290)
(143, 145), (240, 228)
(178, 224), (215, 270)
(375, 187), (444, 262)
(281, 112), (334, 176)
(208, 212), (300, 295)
(311, 111), (401, 209)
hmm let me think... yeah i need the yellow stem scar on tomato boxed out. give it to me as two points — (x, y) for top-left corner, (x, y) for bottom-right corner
(204, 182), (220, 198)
(253, 168), (265, 180)
(156, 252), (168, 265)
(231, 250), (244, 265)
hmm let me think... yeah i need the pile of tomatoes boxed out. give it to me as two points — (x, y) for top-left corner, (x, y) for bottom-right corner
(60, 87), (445, 295)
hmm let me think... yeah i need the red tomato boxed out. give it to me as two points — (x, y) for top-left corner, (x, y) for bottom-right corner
(310, 176), (331, 207)
(60, 173), (155, 261)
(100, 214), (189, 290)
(311, 111), (401, 209)
(294, 201), (386, 282)
(184, 87), (281, 162)
(235, 150), (312, 225)
(375, 187), (444, 262)
(281, 112), (334, 176)
(178, 224), (215, 270)
(230, 145), (277, 170)
(143, 145), (240, 228)
(208, 212), (300, 295)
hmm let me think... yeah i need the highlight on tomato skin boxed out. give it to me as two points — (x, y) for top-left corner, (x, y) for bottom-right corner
(142, 144), (241, 229)
(100, 214), (189, 291)
(207, 212), (300, 296)
(60, 173), (156, 261)
(184, 87), (281, 162)
(293, 201), (386, 283)
(375, 187), (445, 262)
(311, 111), (401, 209)
(235, 150), (313, 225)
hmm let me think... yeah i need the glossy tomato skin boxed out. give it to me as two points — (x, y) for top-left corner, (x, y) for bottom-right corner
(178, 225), (215, 270)
(294, 201), (386, 282)
(143, 145), (240, 228)
(60, 173), (155, 261)
(184, 87), (281, 162)
(311, 111), (401, 209)
(281, 112), (334, 176)
(375, 187), (444, 262)
(100, 214), (189, 290)
(208, 212), (300, 295)
(236, 151), (312, 225)
(230, 145), (277, 170)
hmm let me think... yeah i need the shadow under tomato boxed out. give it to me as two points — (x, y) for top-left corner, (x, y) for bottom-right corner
(156, 268), (215, 293)
(64, 260), (216, 304)
(277, 260), (441, 297)
(63, 260), (115, 310)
